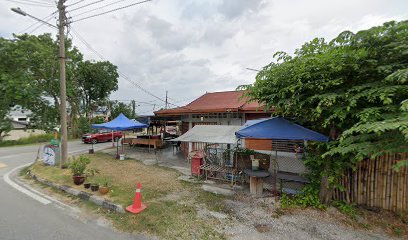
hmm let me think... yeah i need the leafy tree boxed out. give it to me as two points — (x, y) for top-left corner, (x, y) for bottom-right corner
(245, 21), (408, 203)
(110, 101), (133, 119)
(76, 60), (119, 120)
(0, 34), (83, 132)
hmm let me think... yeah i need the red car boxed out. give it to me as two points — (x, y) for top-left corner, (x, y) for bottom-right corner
(82, 131), (123, 144)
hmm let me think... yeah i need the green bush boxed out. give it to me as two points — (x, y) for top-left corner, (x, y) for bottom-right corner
(69, 155), (91, 176)
(280, 186), (325, 209)
(333, 200), (358, 219)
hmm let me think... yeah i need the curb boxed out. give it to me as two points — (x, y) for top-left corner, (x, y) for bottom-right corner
(28, 171), (126, 213)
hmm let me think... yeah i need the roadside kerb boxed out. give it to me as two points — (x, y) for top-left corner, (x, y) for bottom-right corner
(28, 171), (125, 213)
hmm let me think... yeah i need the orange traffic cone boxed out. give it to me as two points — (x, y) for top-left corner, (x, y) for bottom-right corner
(126, 182), (147, 214)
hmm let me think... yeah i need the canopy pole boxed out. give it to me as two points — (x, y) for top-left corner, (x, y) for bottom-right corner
(112, 130), (114, 147)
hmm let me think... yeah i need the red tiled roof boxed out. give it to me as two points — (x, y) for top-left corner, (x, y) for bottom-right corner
(155, 91), (268, 116)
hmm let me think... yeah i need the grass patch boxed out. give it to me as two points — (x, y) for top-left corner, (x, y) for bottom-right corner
(19, 166), (31, 177)
(30, 152), (227, 239)
(0, 133), (55, 147)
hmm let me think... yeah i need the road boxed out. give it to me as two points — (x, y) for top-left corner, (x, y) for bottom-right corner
(0, 141), (144, 240)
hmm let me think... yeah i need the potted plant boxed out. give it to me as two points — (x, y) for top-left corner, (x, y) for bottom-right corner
(98, 178), (111, 195)
(84, 168), (99, 189)
(90, 182), (99, 192)
(69, 155), (90, 185)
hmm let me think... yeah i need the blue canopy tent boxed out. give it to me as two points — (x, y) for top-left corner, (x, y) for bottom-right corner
(236, 117), (329, 142)
(235, 117), (329, 195)
(91, 113), (148, 158)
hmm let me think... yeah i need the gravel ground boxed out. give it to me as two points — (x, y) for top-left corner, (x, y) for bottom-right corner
(103, 147), (396, 240)
(217, 194), (393, 240)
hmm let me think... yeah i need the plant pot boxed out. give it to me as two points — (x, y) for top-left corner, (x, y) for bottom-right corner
(89, 149), (94, 154)
(91, 184), (99, 192)
(98, 186), (110, 195)
(73, 175), (85, 185)
(84, 183), (91, 189)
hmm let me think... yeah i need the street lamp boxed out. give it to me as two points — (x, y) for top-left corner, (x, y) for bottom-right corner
(11, 3), (68, 167)
(11, 7), (57, 29)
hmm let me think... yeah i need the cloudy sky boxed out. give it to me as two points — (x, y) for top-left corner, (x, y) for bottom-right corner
(1, 0), (407, 115)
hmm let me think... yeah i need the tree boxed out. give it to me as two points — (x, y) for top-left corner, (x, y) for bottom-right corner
(0, 34), (83, 132)
(76, 60), (119, 120)
(246, 21), (408, 203)
(110, 101), (133, 119)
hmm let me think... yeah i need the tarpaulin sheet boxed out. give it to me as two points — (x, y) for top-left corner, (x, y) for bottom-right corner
(236, 117), (329, 142)
(91, 113), (148, 131)
(171, 125), (241, 144)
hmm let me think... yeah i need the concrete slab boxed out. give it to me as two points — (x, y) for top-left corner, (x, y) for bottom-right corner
(202, 184), (234, 196)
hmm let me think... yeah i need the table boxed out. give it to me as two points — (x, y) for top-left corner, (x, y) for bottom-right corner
(244, 169), (270, 196)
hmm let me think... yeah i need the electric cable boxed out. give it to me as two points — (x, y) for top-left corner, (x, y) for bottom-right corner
(18, 10), (57, 34)
(69, 0), (126, 17)
(5, 0), (54, 7)
(69, 0), (151, 23)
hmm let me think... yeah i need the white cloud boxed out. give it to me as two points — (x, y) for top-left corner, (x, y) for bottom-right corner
(0, 0), (407, 115)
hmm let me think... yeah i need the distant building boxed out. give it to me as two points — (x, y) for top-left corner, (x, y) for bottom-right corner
(9, 105), (32, 124)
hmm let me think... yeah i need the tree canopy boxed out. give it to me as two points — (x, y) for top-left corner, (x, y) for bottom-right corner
(245, 21), (408, 199)
(0, 33), (119, 138)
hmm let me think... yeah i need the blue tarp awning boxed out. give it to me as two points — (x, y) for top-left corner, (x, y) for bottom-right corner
(235, 117), (329, 142)
(91, 113), (148, 131)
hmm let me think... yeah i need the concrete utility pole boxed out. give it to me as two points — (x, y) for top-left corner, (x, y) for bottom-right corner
(165, 91), (168, 109)
(58, 0), (68, 165)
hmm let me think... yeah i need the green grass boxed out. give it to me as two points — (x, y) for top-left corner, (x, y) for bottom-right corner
(29, 153), (227, 239)
(0, 133), (55, 147)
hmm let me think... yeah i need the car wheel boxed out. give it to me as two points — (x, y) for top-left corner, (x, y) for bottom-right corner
(92, 139), (98, 144)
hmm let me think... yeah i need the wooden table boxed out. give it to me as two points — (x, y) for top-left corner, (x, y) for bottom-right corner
(244, 169), (270, 196)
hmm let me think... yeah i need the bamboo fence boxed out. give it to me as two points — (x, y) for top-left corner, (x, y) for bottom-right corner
(333, 153), (408, 211)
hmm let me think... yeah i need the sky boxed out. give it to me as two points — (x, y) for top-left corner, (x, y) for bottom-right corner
(1, 0), (407, 115)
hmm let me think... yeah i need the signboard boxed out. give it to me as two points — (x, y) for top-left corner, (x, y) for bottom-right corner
(50, 139), (59, 146)
(42, 144), (60, 166)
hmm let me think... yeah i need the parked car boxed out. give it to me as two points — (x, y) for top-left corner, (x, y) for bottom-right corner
(82, 131), (123, 144)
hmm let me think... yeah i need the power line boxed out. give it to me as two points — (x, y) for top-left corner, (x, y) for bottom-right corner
(5, 0), (54, 7)
(69, 0), (151, 23)
(69, 27), (184, 108)
(67, 0), (105, 12)
(19, 0), (54, 4)
(66, 0), (85, 7)
(18, 11), (57, 34)
(69, 0), (127, 17)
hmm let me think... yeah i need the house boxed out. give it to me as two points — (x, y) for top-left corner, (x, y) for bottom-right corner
(154, 90), (273, 155)
(9, 106), (32, 123)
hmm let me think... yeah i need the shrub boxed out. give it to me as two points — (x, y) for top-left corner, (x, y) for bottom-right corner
(69, 155), (90, 176)
(280, 186), (325, 209)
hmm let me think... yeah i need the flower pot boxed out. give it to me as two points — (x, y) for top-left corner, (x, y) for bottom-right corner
(73, 175), (85, 185)
(84, 183), (91, 189)
(91, 184), (99, 192)
(98, 186), (110, 195)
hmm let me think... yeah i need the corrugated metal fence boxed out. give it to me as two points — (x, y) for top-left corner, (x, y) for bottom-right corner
(334, 153), (408, 211)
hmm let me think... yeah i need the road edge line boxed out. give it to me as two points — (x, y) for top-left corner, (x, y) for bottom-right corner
(3, 163), (52, 205)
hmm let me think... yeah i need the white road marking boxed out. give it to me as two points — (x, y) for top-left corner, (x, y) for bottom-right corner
(3, 163), (52, 205)
(2, 144), (111, 206)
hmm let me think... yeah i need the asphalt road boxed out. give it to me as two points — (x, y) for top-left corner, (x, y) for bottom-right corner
(0, 141), (145, 240)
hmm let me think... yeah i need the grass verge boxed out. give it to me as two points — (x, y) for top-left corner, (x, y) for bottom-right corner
(30, 152), (227, 239)
(0, 133), (54, 147)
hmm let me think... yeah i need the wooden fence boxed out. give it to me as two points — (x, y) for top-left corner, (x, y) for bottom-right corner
(333, 153), (408, 211)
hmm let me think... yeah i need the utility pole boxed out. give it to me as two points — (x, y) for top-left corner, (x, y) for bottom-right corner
(131, 100), (136, 118)
(165, 91), (168, 109)
(58, 0), (68, 166)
